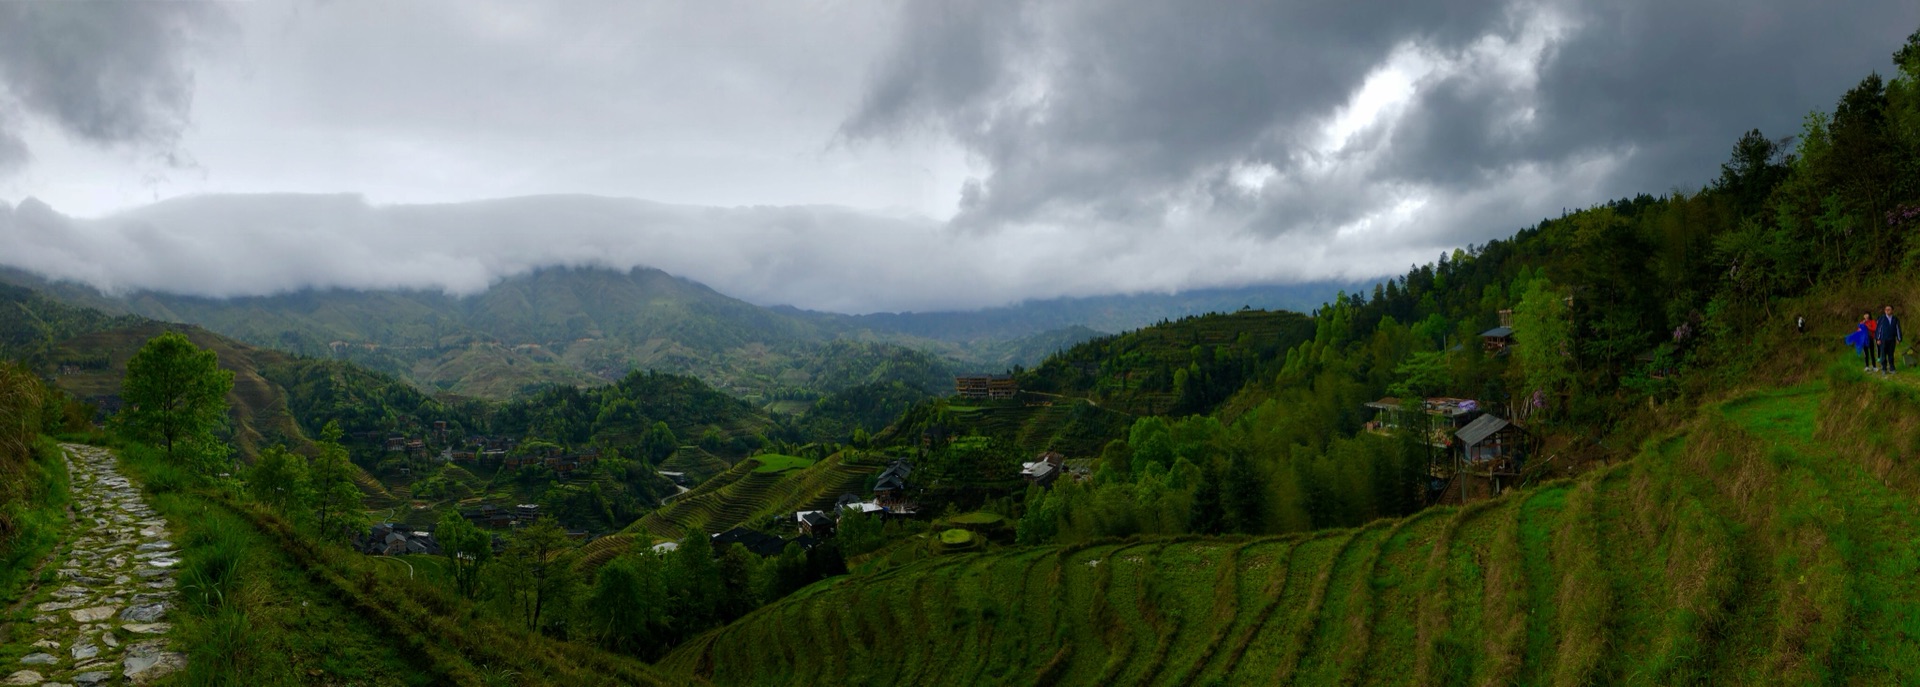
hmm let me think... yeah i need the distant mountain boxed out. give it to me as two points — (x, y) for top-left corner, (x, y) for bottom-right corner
(1, 265), (1335, 401)
(0, 266), (894, 399)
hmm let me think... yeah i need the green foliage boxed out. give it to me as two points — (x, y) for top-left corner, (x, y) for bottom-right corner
(585, 552), (670, 656)
(1511, 277), (1573, 412)
(836, 509), (887, 557)
(498, 369), (772, 458)
(439, 508), (493, 599)
(640, 420), (677, 464)
(118, 331), (235, 472)
(247, 445), (312, 514)
(309, 421), (366, 543)
(497, 516), (582, 633)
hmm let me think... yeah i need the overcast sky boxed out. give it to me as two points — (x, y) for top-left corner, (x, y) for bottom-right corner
(1, 0), (1916, 313)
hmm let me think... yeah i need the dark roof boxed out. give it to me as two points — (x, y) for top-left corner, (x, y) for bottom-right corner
(1481, 326), (1515, 338)
(874, 459), (912, 491)
(1455, 414), (1511, 447)
(711, 527), (788, 557)
(799, 511), (834, 528)
(834, 492), (863, 510)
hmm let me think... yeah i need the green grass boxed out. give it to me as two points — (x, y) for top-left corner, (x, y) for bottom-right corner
(0, 438), (70, 611)
(749, 454), (815, 473)
(944, 512), (1008, 526)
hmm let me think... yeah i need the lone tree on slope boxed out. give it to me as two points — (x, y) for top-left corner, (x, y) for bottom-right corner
(120, 331), (234, 471)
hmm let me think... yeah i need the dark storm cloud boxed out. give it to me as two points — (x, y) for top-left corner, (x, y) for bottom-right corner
(0, 1), (225, 167)
(846, 0), (1920, 250)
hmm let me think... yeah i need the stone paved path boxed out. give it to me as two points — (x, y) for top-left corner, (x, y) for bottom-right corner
(4, 445), (184, 686)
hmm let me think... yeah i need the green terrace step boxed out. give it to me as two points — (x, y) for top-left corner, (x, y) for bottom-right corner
(665, 375), (1920, 686)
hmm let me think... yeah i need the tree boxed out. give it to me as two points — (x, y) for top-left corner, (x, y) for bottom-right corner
(120, 331), (234, 471)
(309, 421), (366, 543)
(1222, 454), (1265, 534)
(716, 543), (758, 621)
(501, 517), (579, 633)
(640, 421), (677, 464)
(584, 553), (667, 655)
(1188, 462), (1226, 535)
(438, 509), (492, 600)
(1511, 278), (1574, 419)
(668, 530), (721, 631)
(248, 446), (311, 513)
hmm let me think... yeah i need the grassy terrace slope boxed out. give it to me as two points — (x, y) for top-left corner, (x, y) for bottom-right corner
(626, 453), (879, 540)
(662, 363), (1920, 686)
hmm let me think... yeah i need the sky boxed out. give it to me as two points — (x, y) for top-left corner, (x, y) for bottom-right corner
(1, 0), (1916, 313)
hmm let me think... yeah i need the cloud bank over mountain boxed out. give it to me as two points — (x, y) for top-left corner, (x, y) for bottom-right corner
(0, 193), (1432, 314)
(1, 1), (1916, 313)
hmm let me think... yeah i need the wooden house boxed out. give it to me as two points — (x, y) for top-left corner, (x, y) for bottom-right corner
(1363, 397), (1478, 447)
(872, 460), (913, 509)
(1481, 326), (1515, 352)
(796, 510), (836, 537)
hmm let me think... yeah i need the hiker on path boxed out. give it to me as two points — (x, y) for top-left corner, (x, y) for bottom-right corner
(1850, 314), (1875, 368)
(1878, 305), (1904, 374)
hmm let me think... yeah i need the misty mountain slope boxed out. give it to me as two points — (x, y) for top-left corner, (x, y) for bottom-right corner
(1, 265), (942, 399)
(664, 364), (1920, 686)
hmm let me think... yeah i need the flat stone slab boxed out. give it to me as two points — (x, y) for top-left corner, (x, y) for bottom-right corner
(68, 607), (117, 623)
(72, 672), (110, 686)
(2, 670), (43, 685)
(16, 654), (55, 666)
(120, 623), (170, 635)
(119, 603), (167, 623)
(123, 643), (184, 685)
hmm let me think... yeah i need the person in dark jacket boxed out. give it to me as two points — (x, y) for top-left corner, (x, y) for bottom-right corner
(1878, 305), (1903, 374)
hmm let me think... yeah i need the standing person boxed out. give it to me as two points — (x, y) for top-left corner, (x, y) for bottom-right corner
(1880, 305), (1904, 374)
(1850, 315), (1875, 368)
(1797, 315), (1806, 335)
(1867, 313), (1881, 370)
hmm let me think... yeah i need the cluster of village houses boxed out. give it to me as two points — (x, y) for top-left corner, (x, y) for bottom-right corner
(370, 422), (606, 476)
(360, 448), (1094, 559)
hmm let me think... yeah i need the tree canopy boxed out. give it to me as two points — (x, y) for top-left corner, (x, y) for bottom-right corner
(119, 331), (234, 471)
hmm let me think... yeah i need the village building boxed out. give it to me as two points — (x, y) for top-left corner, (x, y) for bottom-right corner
(1433, 414), (1530, 505)
(712, 527), (789, 557)
(954, 373), (1018, 399)
(1481, 326), (1515, 352)
(796, 510), (836, 537)
(1363, 397), (1479, 446)
(1020, 451), (1066, 487)
(872, 460), (913, 510)
(358, 523), (441, 556)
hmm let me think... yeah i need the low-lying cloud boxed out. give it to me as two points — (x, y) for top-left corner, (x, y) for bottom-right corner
(0, 193), (1451, 314)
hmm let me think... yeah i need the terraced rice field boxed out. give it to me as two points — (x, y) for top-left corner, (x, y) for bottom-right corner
(661, 367), (1920, 686)
(620, 453), (878, 544)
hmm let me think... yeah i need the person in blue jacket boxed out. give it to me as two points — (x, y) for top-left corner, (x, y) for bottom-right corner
(1848, 314), (1875, 369)
(1878, 305), (1904, 374)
